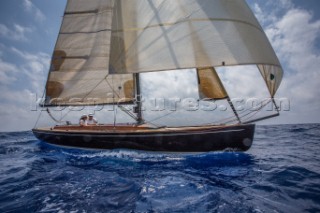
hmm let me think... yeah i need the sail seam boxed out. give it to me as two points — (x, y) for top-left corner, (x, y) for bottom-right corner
(65, 10), (98, 15)
(55, 46), (109, 50)
(113, 18), (263, 33)
(106, 63), (282, 75)
(52, 55), (108, 58)
(64, 9), (112, 15)
(60, 29), (111, 34)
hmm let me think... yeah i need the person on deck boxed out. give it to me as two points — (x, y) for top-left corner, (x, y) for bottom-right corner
(79, 114), (88, 126)
(87, 113), (98, 125)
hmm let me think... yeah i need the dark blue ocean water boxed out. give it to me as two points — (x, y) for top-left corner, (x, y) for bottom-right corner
(0, 124), (319, 213)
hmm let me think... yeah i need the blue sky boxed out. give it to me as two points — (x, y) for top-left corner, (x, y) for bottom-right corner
(0, 0), (319, 131)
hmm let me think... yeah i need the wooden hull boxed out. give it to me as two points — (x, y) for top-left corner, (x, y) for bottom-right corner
(32, 124), (255, 152)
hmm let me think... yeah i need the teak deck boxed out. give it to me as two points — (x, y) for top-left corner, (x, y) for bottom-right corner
(38, 124), (235, 134)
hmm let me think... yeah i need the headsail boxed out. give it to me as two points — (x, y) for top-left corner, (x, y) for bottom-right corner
(44, 0), (135, 106)
(109, 0), (283, 96)
(197, 67), (228, 100)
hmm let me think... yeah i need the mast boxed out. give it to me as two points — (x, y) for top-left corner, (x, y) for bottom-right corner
(134, 73), (143, 125)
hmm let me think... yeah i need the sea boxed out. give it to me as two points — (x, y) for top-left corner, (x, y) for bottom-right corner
(0, 124), (319, 213)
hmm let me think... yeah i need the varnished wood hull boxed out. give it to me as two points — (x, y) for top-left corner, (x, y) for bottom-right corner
(32, 124), (255, 152)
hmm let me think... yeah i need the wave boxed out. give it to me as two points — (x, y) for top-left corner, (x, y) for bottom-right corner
(0, 124), (320, 212)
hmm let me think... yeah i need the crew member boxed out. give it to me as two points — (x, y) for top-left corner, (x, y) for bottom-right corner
(79, 114), (88, 126)
(87, 113), (98, 125)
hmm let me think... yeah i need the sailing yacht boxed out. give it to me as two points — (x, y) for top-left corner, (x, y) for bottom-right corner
(33, 0), (283, 152)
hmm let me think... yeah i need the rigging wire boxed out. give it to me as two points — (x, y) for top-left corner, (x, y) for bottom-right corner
(46, 108), (64, 123)
(59, 108), (72, 122)
(135, 97), (272, 128)
(105, 76), (138, 122)
(81, 75), (109, 101)
(45, 107), (73, 124)
(104, 76), (121, 99)
(118, 105), (139, 121)
(202, 98), (273, 126)
(237, 98), (272, 120)
(34, 52), (49, 128)
(240, 99), (274, 123)
(34, 110), (43, 128)
(145, 110), (177, 124)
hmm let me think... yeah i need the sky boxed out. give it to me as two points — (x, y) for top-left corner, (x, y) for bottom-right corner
(0, 0), (319, 131)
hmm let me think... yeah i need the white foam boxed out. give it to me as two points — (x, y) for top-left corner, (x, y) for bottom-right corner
(63, 149), (187, 163)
